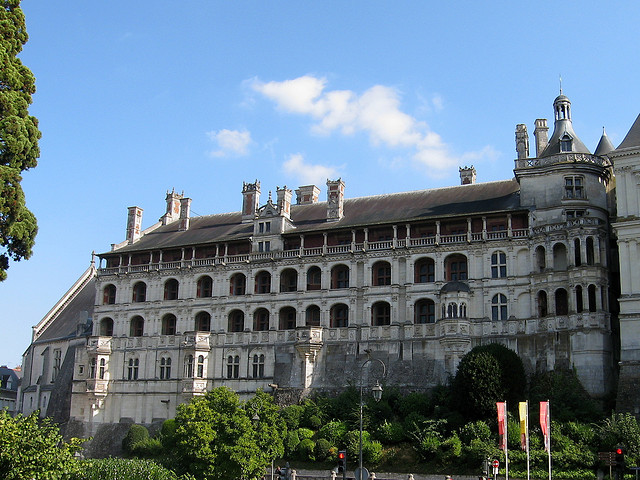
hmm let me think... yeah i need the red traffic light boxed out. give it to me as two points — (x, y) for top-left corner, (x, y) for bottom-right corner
(338, 452), (346, 460)
(616, 448), (623, 455)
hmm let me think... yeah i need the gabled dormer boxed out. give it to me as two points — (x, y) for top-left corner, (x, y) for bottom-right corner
(252, 188), (295, 253)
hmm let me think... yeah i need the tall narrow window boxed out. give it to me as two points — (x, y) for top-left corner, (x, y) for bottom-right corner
(588, 284), (597, 312)
(197, 276), (213, 298)
(305, 305), (321, 326)
(306, 266), (322, 290)
(229, 273), (246, 295)
(132, 282), (147, 302)
(415, 299), (435, 324)
(253, 309), (270, 331)
(574, 238), (582, 266)
(576, 285), (584, 313)
(184, 355), (194, 378)
(372, 261), (392, 286)
(538, 291), (548, 317)
(127, 358), (139, 380)
(535, 246), (546, 272)
(555, 288), (568, 315)
(491, 294), (508, 320)
(99, 358), (106, 380)
(227, 355), (240, 379)
(586, 237), (595, 265)
(491, 251), (507, 278)
(160, 357), (171, 379)
(330, 304), (349, 328)
(89, 358), (97, 379)
(195, 311), (211, 332)
(252, 354), (265, 378)
(414, 258), (435, 283)
(103, 284), (116, 304)
(331, 265), (350, 289)
(164, 279), (179, 300)
(372, 301), (391, 326)
(161, 314), (177, 335)
(52, 349), (62, 382)
(228, 310), (245, 332)
(130, 316), (144, 337)
(197, 355), (205, 378)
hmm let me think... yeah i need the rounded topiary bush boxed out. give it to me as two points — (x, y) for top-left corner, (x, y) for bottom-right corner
(315, 438), (331, 461)
(297, 438), (316, 461)
(122, 424), (150, 455)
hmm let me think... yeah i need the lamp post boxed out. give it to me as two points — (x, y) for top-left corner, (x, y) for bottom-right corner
(358, 351), (386, 480)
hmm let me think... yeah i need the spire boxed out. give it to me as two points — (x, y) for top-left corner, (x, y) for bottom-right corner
(539, 92), (590, 157)
(594, 127), (615, 156)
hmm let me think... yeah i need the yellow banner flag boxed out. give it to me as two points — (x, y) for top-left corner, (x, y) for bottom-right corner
(519, 401), (528, 451)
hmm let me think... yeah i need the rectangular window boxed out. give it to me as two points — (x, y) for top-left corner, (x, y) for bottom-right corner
(265, 222), (271, 233)
(265, 241), (270, 252)
(259, 223), (264, 233)
(258, 242), (264, 252)
(564, 176), (585, 199)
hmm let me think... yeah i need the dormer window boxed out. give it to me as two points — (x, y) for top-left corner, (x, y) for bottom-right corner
(560, 134), (573, 152)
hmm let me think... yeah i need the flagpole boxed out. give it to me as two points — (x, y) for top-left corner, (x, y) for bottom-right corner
(547, 401), (551, 480)
(526, 401), (530, 480)
(505, 401), (509, 480)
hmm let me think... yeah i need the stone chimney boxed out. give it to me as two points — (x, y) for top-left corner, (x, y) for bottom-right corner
(126, 206), (143, 244)
(459, 166), (476, 185)
(179, 197), (191, 231)
(534, 119), (549, 157)
(295, 185), (320, 205)
(242, 181), (261, 223)
(161, 189), (183, 225)
(326, 178), (345, 221)
(276, 186), (293, 220)
(515, 124), (529, 159)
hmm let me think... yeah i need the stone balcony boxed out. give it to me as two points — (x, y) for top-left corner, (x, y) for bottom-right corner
(87, 336), (112, 355)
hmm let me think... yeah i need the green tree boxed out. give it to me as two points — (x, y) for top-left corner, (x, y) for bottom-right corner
(172, 387), (282, 480)
(451, 350), (504, 420)
(0, 410), (84, 479)
(0, 0), (41, 281)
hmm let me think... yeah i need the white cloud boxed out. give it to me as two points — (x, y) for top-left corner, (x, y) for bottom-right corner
(283, 153), (341, 186)
(207, 129), (252, 158)
(252, 75), (460, 173)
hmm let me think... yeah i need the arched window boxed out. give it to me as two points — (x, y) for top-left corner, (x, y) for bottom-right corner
(372, 261), (391, 286)
(195, 311), (211, 332)
(586, 237), (595, 265)
(538, 291), (548, 317)
(164, 279), (179, 300)
(574, 238), (582, 266)
(255, 271), (271, 294)
(197, 276), (213, 298)
(330, 304), (349, 328)
(279, 307), (296, 330)
(305, 305), (321, 326)
(160, 357), (172, 379)
(492, 294), (508, 320)
(103, 284), (116, 304)
(535, 246), (546, 272)
(372, 301), (391, 326)
(575, 285), (583, 313)
(553, 243), (568, 270)
(588, 284), (597, 312)
(184, 355), (194, 378)
(229, 273), (246, 296)
(227, 355), (240, 379)
(414, 258), (435, 283)
(555, 288), (568, 315)
(415, 299), (435, 324)
(99, 358), (106, 380)
(161, 314), (177, 335)
(130, 316), (144, 337)
(228, 310), (244, 332)
(331, 265), (350, 289)
(253, 308), (270, 331)
(132, 282), (147, 302)
(306, 266), (322, 290)
(491, 251), (507, 278)
(447, 303), (458, 318)
(197, 355), (205, 378)
(100, 318), (114, 336)
(252, 354), (265, 378)
(280, 269), (298, 293)
(127, 358), (139, 380)
(445, 254), (467, 281)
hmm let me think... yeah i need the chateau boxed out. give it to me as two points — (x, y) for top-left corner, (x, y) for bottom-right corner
(17, 93), (640, 446)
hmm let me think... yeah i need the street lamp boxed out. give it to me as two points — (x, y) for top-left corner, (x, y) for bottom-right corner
(358, 351), (386, 480)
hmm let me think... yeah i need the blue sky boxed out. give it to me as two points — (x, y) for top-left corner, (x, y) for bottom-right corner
(1, 1), (639, 367)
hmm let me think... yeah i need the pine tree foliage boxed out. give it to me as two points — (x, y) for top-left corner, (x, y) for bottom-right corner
(0, 0), (41, 281)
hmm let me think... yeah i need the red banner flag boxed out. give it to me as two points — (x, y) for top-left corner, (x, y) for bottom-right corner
(540, 401), (550, 452)
(497, 401), (507, 451)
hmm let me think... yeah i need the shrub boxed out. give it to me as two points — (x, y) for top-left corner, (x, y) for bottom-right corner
(280, 405), (303, 430)
(363, 439), (384, 464)
(297, 427), (314, 441)
(73, 458), (187, 480)
(315, 438), (331, 461)
(317, 420), (348, 445)
(374, 420), (406, 444)
(458, 420), (492, 444)
(285, 430), (300, 456)
(131, 437), (164, 457)
(297, 438), (316, 461)
(122, 424), (150, 455)
(301, 399), (323, 428)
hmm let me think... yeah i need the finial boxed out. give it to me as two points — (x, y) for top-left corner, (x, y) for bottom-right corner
(268, 190), (272, 202)
(559, 75), (563, 95)
(91, 251), (96, 266)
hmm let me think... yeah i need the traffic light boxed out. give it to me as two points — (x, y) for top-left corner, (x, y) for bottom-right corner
(615, 446), (625, 480)
(337, 450), (347, 476)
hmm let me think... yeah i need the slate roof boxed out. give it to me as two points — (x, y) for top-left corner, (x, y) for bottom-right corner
(107, 179), (524, 255)
(34, 276), (95, 344)
(594, 130), (615, 156)
(618, 114), (640, 150)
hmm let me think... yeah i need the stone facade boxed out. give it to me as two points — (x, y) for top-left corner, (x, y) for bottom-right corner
(20, 93), (640, 441)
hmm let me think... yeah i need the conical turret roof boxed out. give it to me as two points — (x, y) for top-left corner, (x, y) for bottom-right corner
(618, 114), (640, 150)
(594, 128), (615, 156)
